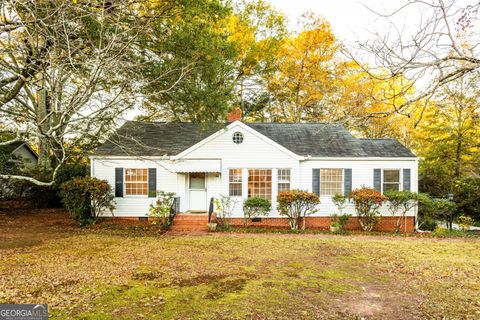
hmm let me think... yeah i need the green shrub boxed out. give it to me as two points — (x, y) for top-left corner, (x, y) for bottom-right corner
(349, 187), (387, 231)
(453, 177), (480, 221)
(385, 191), (429, 233)
(148, 191), (176, 228)
(432, 226), (449, 236)
(60, 177), (115, 225)
(54, 163), (89, 188)
(277, 190), (319, 230)
(428, 198), (457, 231)
(243, 197), (271, 226)
(332, 193), (348, 214)
(330, 213), (352, 232)
(419, 216), (438, 231)
(457, 215), (474, 231)
(330, 193), (351, 232)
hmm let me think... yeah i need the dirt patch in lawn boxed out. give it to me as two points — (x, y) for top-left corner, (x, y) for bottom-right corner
(336, 282), (424, 319)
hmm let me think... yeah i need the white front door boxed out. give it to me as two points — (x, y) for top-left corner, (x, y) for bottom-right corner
(189, 173), (207, 211)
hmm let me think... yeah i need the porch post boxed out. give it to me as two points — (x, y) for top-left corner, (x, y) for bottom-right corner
(242, 168), (248, 201)
(272, 168), (278, 212)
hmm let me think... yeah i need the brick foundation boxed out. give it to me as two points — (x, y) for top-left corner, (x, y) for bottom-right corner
(99, 215), (415, 233)
(223, 216), (415, 233)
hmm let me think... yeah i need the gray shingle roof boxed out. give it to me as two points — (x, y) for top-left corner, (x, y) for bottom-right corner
(93, 121), (416, 158)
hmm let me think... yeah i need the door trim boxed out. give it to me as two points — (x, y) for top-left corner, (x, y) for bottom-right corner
(188, 173), (207, 212)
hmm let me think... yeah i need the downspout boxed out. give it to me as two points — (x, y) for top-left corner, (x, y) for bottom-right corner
(90, 157), (94, 177)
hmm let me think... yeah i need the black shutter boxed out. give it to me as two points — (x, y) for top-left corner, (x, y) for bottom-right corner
(115, 168), (123, 197)
(312, 169), (320, 195)
(373, 169), (381, 192)
(148, 168), (157, 197)
(344, 169), (352, 196)
(403, 168), (411, 191)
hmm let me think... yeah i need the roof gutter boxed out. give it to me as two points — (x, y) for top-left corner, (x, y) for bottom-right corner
(302, 156), (418, 161)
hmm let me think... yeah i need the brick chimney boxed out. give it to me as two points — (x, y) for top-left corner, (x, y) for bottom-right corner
(227, 107), (242, 122)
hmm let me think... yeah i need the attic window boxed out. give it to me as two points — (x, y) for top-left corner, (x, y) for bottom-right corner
(232, 132), (244, 144)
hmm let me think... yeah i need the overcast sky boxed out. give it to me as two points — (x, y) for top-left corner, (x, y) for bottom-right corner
(270, 0), (400, 43)
(269, 0), (477, 46)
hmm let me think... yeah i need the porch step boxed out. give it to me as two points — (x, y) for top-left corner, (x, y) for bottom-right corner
(170, 213), (209, 232)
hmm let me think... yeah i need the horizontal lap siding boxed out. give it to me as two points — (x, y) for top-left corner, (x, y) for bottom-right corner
(300, 159), (418, 217)
(185, 124), (299, 217)
(92, 158), (178, 217)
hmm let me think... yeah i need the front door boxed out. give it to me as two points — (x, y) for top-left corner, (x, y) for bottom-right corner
(189, 173), (207, 212)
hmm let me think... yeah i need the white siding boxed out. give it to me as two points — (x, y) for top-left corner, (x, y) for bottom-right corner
(91, 122), (418, 218)
(92, 158), (178, 217)
(300, 159), (418, 217)
(183, 123), (300, 216)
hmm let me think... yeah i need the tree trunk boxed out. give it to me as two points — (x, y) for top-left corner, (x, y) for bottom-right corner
(454, 134), (462, 179)
(36, 86), (51, 170)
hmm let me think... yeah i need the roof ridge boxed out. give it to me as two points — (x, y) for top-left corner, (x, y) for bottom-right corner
(126, 120), (342, 125)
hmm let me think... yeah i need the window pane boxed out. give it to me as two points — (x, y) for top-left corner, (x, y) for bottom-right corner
(320, 169), (343, 195)
(248, 169), (272, 201)
(278, 183), (290, 192)
(189, 173), (205, 189)
(384, 170), (400, 183)
(383, 183), (399, 192)
(229, 169), (242, 196)
(124, 168), (148, 195)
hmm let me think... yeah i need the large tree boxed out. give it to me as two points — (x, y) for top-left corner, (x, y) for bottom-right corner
(0, 0), (180, 185)
(348, 0), (480, 122)
(415, 75), (480, 195)
(265, 13), (338, 122)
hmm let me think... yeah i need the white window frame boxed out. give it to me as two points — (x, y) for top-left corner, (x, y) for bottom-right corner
(228, 168), (243, 197)
(124, 168), (149, 198)
(382, 168), (402, 194)
(320, 168), (344, 196)
(277, 168), (291, 193)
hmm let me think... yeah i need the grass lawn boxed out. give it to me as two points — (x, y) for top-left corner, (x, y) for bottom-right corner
(1, 208), (480, 319)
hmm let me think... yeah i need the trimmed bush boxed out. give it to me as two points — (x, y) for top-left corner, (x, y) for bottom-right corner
(349, 187), (387, 231)
(243, 197), (271, 226)
(277, 190), (319, 230)
(60, 177), (115, 225)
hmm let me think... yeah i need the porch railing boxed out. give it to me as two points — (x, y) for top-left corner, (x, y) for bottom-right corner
(168, 197), (180, 226)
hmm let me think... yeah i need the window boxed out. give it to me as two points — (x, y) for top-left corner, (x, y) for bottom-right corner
(232, 132), (244, 144)
(125, 168), (148, 195)
(278, 169), (291, 193)
(248, 169), (272, 200)
(320, 169), (343, 195)
(383, 169), (400, 192)
(229, 169), (242, 196)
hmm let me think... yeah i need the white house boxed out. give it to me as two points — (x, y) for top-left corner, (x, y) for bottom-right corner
(91, 120), (418, 231)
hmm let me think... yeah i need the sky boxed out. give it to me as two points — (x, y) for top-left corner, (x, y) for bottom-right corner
(269, 0), (477, 45)
(269, 0), (415, 44)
